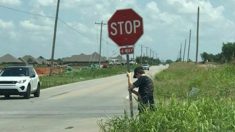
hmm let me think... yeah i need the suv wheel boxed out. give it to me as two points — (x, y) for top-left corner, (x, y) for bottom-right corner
(4, 95), (10, 98)
(24, 85), (31, 99)
(34, 84), (40, 97)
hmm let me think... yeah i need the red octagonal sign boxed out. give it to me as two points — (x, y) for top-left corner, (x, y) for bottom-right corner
(108, 8), (143, 47)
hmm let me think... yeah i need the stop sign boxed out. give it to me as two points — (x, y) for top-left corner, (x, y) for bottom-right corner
(108, 8), (143, 47)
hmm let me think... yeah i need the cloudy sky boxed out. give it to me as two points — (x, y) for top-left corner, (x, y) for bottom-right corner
(0, 0), (235, 61)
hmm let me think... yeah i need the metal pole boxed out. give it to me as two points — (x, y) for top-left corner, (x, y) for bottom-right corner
(49, 0), (60, 76)
(126, 54), (133, 118)
(187, 29), (192, 62)
(196, 6), (200, 64)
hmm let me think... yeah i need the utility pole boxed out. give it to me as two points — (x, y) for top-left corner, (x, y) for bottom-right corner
(145, 47), (148, 63)
(95, 21), (106, 67)
(49, 0), (60, 76)
(187, 29), (192, 62)
(140, 45), (143, 64)
(180, 43), (182, 61)
(146, 47), (148, 57)
(196, 6), (200, 64)
(149, 49), (152, 64)
(152, 50), (154, 65)
(133, 47), (135, 61)
(183, 39), (187, 62)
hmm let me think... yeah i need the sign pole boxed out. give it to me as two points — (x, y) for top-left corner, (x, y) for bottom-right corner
(108, 8), (143, 118)
(126, 53), (134, 118)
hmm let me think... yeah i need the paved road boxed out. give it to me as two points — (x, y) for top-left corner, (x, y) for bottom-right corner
(0, 65), (168, 132)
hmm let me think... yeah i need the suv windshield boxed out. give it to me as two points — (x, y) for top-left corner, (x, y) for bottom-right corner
(1, 67), (29, 77)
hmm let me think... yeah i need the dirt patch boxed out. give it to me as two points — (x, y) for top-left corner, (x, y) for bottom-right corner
(35, 67), (64, 76)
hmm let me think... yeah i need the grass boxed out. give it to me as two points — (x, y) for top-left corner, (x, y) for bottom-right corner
(99, 98), (235, 132)
(40, 65), (136, 89)
(99, 62), (235, 131)
(155, 62), (235, 100)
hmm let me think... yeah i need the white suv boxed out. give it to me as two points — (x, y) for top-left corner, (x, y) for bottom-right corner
(0, 66), (40, 99)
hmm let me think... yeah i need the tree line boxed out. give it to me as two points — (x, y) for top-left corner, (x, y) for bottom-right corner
(201, 42), (235, 63)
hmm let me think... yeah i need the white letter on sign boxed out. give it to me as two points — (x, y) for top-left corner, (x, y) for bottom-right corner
(125, 21), (132, 34)
(110, 23), (117, 36)
(133, 20), (141, 33)
(117, 21), (124, 35)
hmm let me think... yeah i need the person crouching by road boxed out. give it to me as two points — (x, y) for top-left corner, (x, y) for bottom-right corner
(127, 66), (155, 113)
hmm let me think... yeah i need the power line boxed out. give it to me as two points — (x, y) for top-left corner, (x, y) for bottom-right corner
(0, 4), (90, 38)
(58, 18), (90, 38)
(0, 4), (54, 18)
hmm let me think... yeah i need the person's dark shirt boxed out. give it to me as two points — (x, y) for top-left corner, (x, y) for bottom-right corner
(133, 75), (154, 98)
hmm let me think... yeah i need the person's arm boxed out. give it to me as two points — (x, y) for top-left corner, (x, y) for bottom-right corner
(127, 72), (134, 89)
(127, 72), (140, 97)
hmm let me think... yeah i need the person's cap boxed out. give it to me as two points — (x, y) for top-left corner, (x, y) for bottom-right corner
(133, 66), (144, 78)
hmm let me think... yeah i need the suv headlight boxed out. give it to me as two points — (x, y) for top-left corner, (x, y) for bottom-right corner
(17, 79), (26, 84)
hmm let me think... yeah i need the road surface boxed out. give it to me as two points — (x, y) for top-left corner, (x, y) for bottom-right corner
(0, 65), (168, 132)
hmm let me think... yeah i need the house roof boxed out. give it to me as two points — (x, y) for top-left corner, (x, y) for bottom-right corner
(0, 54), (22, 63)
(37, 56), (49, 64)
(109, 55), (125, 60)
(22, 55), (40, 64)
(63, 52), (106, 62)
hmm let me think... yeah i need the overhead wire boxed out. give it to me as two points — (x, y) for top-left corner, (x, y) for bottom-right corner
(0, 4), (155, 59)
(0, 4), (54, 18)
(0, 4), (91, 39)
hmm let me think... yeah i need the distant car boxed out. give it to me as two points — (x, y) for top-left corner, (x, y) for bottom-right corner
(0, 66), (40, 99)
(142, 64), (150, 70)
(129, 61), (137, 65)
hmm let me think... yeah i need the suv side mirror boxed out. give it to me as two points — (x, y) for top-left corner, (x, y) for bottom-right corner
(30, 74), (36, 78)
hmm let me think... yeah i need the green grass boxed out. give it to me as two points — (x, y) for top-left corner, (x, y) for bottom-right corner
(40, 65), (135, 89)
(155, 63), (235, 100)
(99, 98), (235, 132)
(99, 63), (235, 131)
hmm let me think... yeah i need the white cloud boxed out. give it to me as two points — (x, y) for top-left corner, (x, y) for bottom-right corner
(200, 2), (224, 22)
(0, 20), (16, 39)
(0, 0), (21, 6)
(166, 0), (225, 23)
(36, 0), (56, 6)
(146, 1), (160, 13)
(20, 20), (51, 31)
(0, 19), (14, 29)
(167, 0), (197, 14)
(1, 0), (235, 60)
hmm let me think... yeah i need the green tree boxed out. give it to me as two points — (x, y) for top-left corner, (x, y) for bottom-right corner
(221, 42), (235, 62)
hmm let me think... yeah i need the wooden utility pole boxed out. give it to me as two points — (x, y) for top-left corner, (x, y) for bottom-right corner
(180, 43), (182, 61)
(145, 47), (148, 57)
(133, 47), (135, 61)
(140, 45), (143, 64)
(95, 21), (106, 67)
(183, 39), (187, 62)
(49, 0), (60, 76)
(196, 6), (200, 64)
(187, 29), (192, 62)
